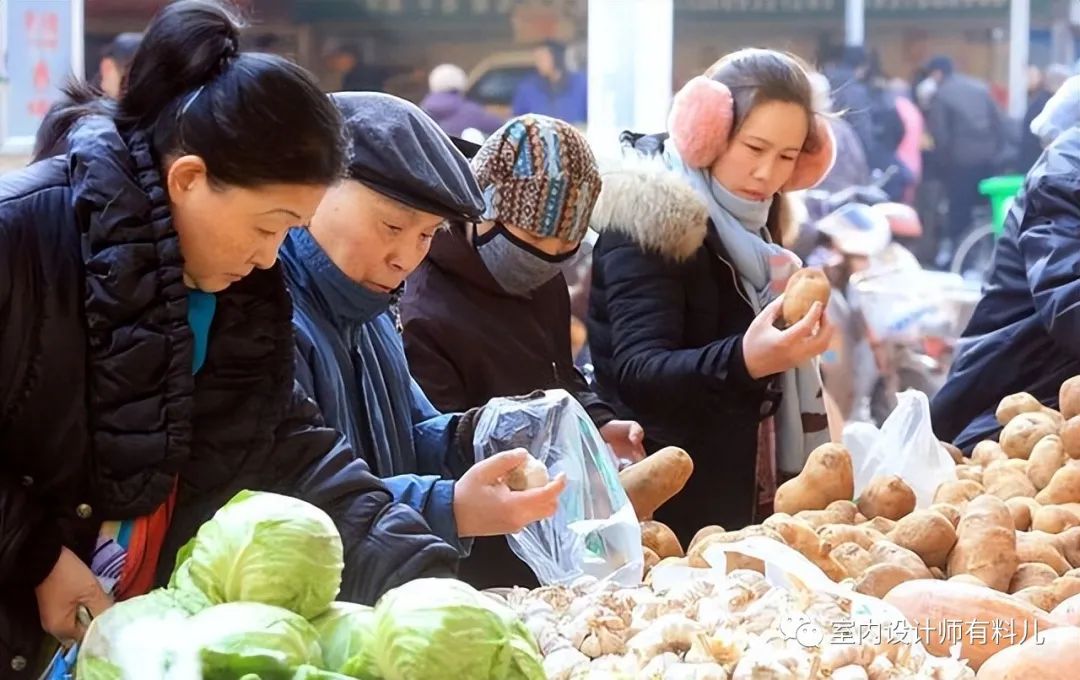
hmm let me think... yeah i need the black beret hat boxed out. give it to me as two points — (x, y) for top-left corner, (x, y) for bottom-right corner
(331, 91), (485, 222)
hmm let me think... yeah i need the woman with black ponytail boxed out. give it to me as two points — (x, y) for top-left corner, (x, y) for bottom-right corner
(0, 1), (458, 672)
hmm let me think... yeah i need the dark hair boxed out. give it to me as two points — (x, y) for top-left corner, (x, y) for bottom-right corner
(34, 0), (343, 187)
(101, 32), (143, 68)
(927, 55), (955, 77)
(706, 48), (818, 153)
(538, 40), (567, 72)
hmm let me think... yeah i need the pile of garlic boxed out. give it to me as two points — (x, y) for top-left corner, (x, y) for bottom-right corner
(490, 571), (976, 680)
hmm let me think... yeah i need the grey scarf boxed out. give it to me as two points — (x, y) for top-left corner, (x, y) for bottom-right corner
(666, 148), (830, 473)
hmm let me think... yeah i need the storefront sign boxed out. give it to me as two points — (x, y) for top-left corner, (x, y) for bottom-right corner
(2, 0), (84, 153)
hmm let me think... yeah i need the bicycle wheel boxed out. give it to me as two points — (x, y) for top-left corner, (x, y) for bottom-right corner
(950, 224), (996, 283)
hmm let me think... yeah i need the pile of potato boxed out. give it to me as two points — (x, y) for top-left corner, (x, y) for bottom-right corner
(624, 388), (1080, 672)
(497, 569), (975, 679)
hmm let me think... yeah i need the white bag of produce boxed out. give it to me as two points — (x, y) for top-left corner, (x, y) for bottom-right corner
(473, 389), (644, 587)
(843, 390), (957, 508)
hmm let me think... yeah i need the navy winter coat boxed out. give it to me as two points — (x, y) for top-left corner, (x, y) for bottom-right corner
(932, 128), (1080, 450)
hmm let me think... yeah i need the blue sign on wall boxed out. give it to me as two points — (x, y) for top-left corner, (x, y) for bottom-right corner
(3, 0), (81, 150)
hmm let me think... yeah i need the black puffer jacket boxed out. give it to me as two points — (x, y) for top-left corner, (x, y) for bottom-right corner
(932, 127), (1080, 451)
(0, 115), (457, 675)
(587, 133), (780, 543)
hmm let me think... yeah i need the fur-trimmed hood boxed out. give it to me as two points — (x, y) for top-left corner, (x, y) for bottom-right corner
(590, 135), (709, 262)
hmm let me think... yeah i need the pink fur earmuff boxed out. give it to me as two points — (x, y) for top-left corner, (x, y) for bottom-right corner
(667, 74), (837, 191)
(784, 116), (836, 191)
(667, 76), (733, 168)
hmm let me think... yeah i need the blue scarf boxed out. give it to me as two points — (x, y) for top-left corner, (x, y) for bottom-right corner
(281, 229), (417, 477)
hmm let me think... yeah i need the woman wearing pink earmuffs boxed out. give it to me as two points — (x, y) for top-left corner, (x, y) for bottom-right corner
(586, 48), (839, 540)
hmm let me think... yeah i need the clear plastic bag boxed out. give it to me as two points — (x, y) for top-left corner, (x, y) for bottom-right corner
(842, 389), (957, 508)
(472, 389), (644, 587)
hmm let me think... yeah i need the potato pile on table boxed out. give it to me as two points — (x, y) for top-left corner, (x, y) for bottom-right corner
(608, 375), (1080, 677)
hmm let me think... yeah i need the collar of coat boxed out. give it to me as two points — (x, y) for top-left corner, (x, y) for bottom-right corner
(68, 115), (295, 517)
(590, 132), (710, 263)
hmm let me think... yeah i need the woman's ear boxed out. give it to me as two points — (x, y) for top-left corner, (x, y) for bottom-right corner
(783, 116), (836, 191)
(165, 155), (210, 203)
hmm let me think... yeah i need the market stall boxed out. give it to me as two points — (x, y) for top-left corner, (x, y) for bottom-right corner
(73, 372), (1080, 679)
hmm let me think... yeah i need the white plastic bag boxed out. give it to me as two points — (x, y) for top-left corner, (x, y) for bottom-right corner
(472, 389), (644, 587)
(843, 390), (957, 508)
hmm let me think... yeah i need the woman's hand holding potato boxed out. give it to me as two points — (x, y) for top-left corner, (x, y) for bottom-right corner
(743, 296), (834, 379)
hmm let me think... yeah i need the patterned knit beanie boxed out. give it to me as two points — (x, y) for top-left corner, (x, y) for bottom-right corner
(471, 114), (601, 243)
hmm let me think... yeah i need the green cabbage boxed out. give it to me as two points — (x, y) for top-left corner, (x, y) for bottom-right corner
(75, 656), (122, 680)
(77, 589), (205, 679)
(180, 490), (344, 619)
(190, 601), (323, 680)
(370, 578), (544, 680)
(310, 602), (378, 678)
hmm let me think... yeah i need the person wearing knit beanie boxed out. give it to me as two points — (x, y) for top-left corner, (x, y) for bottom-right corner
(400, 114), (646, 589)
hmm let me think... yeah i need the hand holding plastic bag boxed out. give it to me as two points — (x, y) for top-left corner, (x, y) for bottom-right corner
(843, 390), (956, 508)
(472, 390), (644, 587)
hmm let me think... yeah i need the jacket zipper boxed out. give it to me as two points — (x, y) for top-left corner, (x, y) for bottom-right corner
(712, 248), (771, 522)
(713, 250), (756, 313)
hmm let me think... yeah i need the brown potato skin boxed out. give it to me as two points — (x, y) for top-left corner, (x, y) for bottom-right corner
(781, 268), (830, 328)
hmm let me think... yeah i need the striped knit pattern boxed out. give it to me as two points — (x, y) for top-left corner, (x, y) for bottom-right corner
(471, 114), (601, 243)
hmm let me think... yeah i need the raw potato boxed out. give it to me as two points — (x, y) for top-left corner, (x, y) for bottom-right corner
(930, 566), (946, 579)
(641, 521), (684, 558)
(1015, 531), (1070, 575)
(774, 443), (854, 514)
(1059, 502), (1080, 520)
(947, 495), (1019, 591)
(830, 542), (875, 577)
(1039, 407), (1066, 429)
(1000, 412), (1059, 460)
(686, 526), (724, 555)
(984, 462), (1038, 500)
(1061, 375), (1080, 419)
(861, 516), (898, 534)
(884, 579), (1063, 670)
(929, 503), (962, 528)
(996, 392), (1043, 425)
(781, 267), (831, 327)
(1011, 585), (1058, 611)
(1035, 464), (1080, 504)
(1031, 505), (1080, 534)
(1007, 563), (1058, 593)
(934, 479), (985, 506)
(855, 563), (914, 599)
(1004, 497), (1040, 531)
(976, 627), (1080, 679)
(1061, 416), (1080, 459)
(1027, 435), (1066, 490)
(619, 447), (694, 520)
(685, 525), (781, 572)
(1053, 526), (1080, 567)
(506, 453), (550, 490)
(868, 541), (933, 579)
(941, 441), (965, 464)
(857, 475), (917, 520)
(1052, 593), (1080, 625)
(973, 441), (1008, 467)
(889, 510), (958, 569)
(796, 500), (859, 528)
(762, 514), (848, 580)
(949, 574), (987, 586)
(1051, 576), (1080, 604)
(642, 546), (660, 574)
(818, 524), (881, 551)
(956, 466), (984, 483)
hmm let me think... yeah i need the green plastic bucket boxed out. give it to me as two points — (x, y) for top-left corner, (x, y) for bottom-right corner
(978, 174), (1025, 237)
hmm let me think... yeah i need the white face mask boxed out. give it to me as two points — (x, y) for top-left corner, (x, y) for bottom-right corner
(474, 223), (579, 296)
